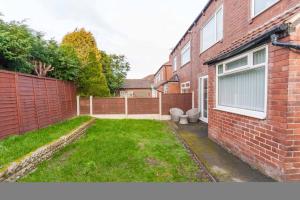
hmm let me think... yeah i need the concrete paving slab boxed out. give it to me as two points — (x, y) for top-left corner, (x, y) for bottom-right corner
(173, 122), (275, 182)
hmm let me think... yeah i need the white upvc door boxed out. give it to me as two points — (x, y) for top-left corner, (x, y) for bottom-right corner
(198, 76), (209, 123)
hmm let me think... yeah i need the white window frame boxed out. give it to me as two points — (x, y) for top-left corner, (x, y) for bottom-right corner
(156, 73), (161, 83)
(173, 56), (177, 71)
(181, 41), (191, 66)
(200, 5), (223, 53)
(163, 84), (168, 94)
(181, 81), (191, 93)
(251, 0), (279, 18)
(120, 91), (126, 97)
(215, 45), (268, 119)
(127, 91), (134, 98)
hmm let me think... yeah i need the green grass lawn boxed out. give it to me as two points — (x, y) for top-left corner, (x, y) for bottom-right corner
(0, 116), (91, 170)
(20, 119), (205, 182)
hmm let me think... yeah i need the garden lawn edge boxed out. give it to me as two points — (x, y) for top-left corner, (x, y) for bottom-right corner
(0, 118), (95, 182)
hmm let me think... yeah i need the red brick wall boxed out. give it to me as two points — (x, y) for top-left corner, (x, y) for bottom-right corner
(93, 98), (125, 114)
(167, 82), (180, 94)
(170, 0), (300, 109)
(284, 26), (300, 181)
(208, 38), (300, 181)
(0, 70), (76, 139)
(166, 0), (300, 181)
(128, 98), (159, 114)
(154, 65), (173, 88)
(119, 89), (153, 98)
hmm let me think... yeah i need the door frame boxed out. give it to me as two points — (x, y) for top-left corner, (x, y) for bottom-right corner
(198, 75), (208, 123)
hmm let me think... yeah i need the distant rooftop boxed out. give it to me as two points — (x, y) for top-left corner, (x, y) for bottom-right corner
(121, 79), (152, 89)
(142, 74), (154, 81)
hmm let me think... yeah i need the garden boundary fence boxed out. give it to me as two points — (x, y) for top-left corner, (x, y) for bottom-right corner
(0, 70), (77, 139)
(78, 93), (194, 120)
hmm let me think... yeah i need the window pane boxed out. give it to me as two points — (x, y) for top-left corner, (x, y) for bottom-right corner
(173, 57), (177, 71)
(254, 0), (277, 16)
(218, 65), (224, 74)
(216, 8), (223, 41)
(202, 16), (216, 51)
(253, 48), (266, 65)
(181, 43), (191, 66)
(225, 56), (248, 71)
(218, 67), (265, 112)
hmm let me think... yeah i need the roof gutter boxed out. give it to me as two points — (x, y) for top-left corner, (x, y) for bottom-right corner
(204, 24), (289, 65)
(271, 34), (300, 50)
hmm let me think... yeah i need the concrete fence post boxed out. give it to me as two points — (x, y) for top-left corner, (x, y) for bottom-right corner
(77, 96), (80, 116)
(159, 92), (162, 120)
(90, 96), (93, 116)
(125, 95), (128, 117)
(192, 91), (195, 109)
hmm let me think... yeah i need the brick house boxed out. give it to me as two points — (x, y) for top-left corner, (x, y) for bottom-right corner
(157, 0), (300, 181)
(153, 62), (181, 94)
(118, 77), (156, 98)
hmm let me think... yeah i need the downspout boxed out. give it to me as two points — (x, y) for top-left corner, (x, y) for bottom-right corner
(271, 34), (300, 50)
(188, 30), (193, 93)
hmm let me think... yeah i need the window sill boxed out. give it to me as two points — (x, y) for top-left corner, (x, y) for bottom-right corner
(180, 61), (191, 68)
(214, 106), (267, 120)
(200, 39), (223, 55)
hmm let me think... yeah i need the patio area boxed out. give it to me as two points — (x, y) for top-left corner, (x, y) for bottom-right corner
(170, 121), (275, 182)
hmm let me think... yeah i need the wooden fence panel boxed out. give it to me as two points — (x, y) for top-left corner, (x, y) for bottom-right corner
(81, 94), (192, 116)
(79, 97), (90, 115)
(93, 98), (125, 114)
(128, 98), (159, 114)
(18, 75), (39, 133)
(33, 78), (50, 129)
(0, 72), (19, 138)
(0, 70), (77, 139)
(162, 93), (192, 115)
(46, 79), (61, 123)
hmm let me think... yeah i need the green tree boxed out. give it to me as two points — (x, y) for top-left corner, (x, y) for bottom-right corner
(77, 51), (110, 96)
(62, 28), (101, 64)
(48, 43), (81, 81)
(0, 17), (81, 80)
(62, 28), (110, 96)
(0, 20), (34, 73)
(101, 51), (130, 95)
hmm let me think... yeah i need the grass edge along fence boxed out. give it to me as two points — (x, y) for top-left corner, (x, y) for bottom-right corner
(0, 117), (94, 182)
(0, 116), (91, 170)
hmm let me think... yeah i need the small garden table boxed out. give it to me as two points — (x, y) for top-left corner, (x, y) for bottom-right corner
(179, 115), (189, 125)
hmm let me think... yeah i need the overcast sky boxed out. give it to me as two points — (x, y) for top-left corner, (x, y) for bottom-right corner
(0, 0), (208, 78)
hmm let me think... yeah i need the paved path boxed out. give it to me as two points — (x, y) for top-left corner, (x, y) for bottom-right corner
(172, 122), (275, 182)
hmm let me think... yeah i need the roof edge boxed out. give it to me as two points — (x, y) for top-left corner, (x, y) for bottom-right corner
(170, 0), (214, 55)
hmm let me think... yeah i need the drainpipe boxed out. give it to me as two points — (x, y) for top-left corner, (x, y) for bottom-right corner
(271, 34), (300, 50)
(188, 30), (194, 96)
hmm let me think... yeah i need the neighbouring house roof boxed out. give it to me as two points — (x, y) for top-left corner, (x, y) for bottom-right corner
(120, 79), (152, 89)
(205, 5), (300, 65)
(154, 62), (172, 77)
(154, 74), (180, 89)
(142, 74), (154, 81)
